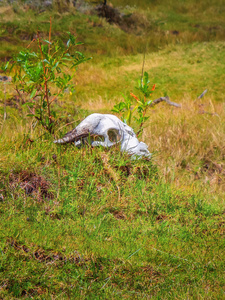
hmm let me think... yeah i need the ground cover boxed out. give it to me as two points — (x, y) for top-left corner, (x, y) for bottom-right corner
(0, 143), (224, 298)
(0, 1), (225, 299)
(1, 0), (225, 59)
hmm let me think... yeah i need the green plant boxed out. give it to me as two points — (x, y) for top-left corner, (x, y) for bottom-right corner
(112, 71), (156, 136)
(4, 19), (90, 133)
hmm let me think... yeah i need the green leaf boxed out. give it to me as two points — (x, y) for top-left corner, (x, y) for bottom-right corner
(51, 110), (57, 118)
(23, 102), (34, 108)
(126, 109), (132, 125)
(67, 32), (76, 45)
(42, 101), (47, 109)
(43, 39), (52, 44)
(30, 89), (37, 99)
(3, 61), (9, 71)
(75, 51), (84, 56)
(43, 59), (50, 64)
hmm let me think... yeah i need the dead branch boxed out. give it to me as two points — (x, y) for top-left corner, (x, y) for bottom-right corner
(194, 89), (208, 103)
(149, 96), (181, 108)
(198, 89), (208, 99)
(198, 110), (219, 117)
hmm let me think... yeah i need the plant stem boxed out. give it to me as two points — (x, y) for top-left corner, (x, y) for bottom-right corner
(37, 31), (52, 132)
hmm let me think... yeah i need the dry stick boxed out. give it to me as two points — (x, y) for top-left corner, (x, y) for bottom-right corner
(46, 17), (52, 79)
(194, 89), (218, 116)
(149, 96), (181, 108)
(101, 247), (142, 290)
(193, 89), (208, 103)
(198, 89), (208, 100)
(26, 38), (36, 49)
(0, 76), (11, 121)
(141, 48), (146, 83)
(56, 119), (82, 132)
(48, 17), (52, 56)
(15, 87), (25, 105)
(37, 31), (51, 129)
(199, 109), (219, 117)
(3, 83), (7, 121)
(49, 88), (64, 105)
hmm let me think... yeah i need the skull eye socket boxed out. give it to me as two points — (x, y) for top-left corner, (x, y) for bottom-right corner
(107, 129), (121, 143)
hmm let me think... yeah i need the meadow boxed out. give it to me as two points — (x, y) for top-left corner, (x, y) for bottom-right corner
(0, 0), (225, 299)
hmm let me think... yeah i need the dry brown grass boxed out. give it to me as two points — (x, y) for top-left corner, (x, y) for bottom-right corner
(143, 98), (225, 197)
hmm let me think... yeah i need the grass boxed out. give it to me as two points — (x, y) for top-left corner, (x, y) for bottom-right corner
(1, 0), (225, 59)
(0, 0), (225, 298)
(0, 143), (224, 298)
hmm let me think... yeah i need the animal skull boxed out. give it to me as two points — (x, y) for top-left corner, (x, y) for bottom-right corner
(54, 113), (151, 158)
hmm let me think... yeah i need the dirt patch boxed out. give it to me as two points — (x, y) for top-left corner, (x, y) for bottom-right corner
(0, 75), (12, 82)
(202, 159), (224, 176)
(0, 95), (21, 108)
(10, 170), (54, 201)
(7, 238), (84, 264)
(93, 3), (150, 33)
(94, 3), (122, 25)
(156, 214), (168, 221)
(110, 209), (127, 220)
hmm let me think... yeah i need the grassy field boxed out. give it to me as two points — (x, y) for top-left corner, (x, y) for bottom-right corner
(0, 0), (225, 299)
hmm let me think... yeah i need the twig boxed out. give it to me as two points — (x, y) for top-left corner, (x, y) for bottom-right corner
(48, 17), (52, 56)
(101, 247), (142, 290)
(26, 38), (36, 49)
(37, 31), (52, 129)
(0, 76), (11, 121)
(3, 83), (7, 121)
(194, 89), (208, 103)
(149, 96), (181, 108)
(198, 89), (207, 99)
(56, 119), (82, 133)
(141, 48), (146, 83)
(15, 87), (26, 106)
(198, 110), (219, 117)
(49, 88), (64, 105)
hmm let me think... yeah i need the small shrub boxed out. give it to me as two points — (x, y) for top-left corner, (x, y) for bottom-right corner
(112, 71), (156, 136)
(4, 19), (91, 133)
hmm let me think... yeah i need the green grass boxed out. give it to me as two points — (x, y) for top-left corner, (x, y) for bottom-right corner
(74, 41), (225, 104)
(0, 0), (225, 298)
(0, 141), (224, 299)
(1, 0), (225, 59)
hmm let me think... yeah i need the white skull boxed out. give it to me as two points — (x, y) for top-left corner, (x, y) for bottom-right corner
(54, 113), (151, 158)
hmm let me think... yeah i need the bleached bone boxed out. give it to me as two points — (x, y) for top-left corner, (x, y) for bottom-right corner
(54, 113), (151, 158)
